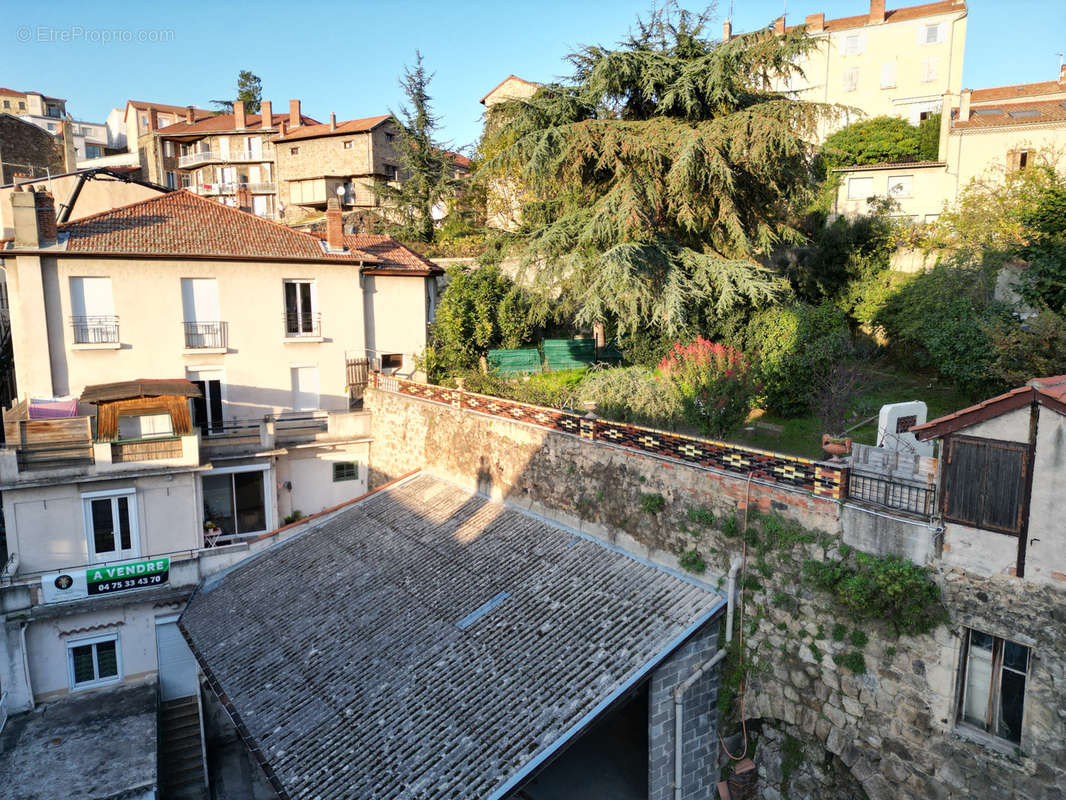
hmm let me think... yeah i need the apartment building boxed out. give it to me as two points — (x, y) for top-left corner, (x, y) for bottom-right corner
(0, 187), (441, 794)
(832, 65), (1066, 223)
(757, 0), (968, 137)
(272, 112), (401, 222)
(480, 75), (541, 230)
(0, 87), (65, 119)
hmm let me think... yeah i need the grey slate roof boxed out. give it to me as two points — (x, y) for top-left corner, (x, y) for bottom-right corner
(180, 474), (723, 799)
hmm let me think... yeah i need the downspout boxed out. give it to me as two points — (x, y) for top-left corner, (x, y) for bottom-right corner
(19, 622), (33, 708)
(674, 647), (729, 800)
(673, 556), (741, 799)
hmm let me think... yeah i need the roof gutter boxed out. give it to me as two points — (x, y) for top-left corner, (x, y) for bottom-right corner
(485, 593), (727, 800)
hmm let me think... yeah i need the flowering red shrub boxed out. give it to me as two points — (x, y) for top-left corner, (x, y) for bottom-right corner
(658, 338), (758, 436)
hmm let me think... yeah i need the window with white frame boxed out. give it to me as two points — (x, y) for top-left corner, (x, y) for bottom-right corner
(166, 171), (177, 189)
(283, 280), (318, 336)
(68, 635), (121, 690)
(887, 175), (914, 198)
(921, 56), (939, 83)
(117, 413), (174, 440)
(847, 176), (874, 200)
(880, 62), (897, 89)
(921, 22), (946, 45)
(843, 33), (864, 55)
(83, 490), (139, 562)
(957, 629), (1029, 744)
(842, 68), (860, 92)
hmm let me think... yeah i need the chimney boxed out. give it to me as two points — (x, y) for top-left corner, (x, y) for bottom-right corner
(261, 100), (272, 126)
(235, 99), (246, 130)
(10, 191), (39, 247)
(35, 191), (58, 243)
(722, 19), (732, 41)
(278, 120), (287, 136)
(325, 197), (344, 251)
(805, 13), (825, 32)
(775, 16), (785, 34)
(1059, 63), (1066, 87)
(329, 112), (337, 132)
(289, 99), (301, 128)
(870, 0), (886, 24)
(185, 105), (195, 125)
(58, 121), (77, 172)
(236, 184), (252, 212)
(147, 107), (159, 131)
(960, 88), (972, 122)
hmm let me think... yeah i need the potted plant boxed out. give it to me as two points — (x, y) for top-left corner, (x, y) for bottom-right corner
(821, 433), (853, 458)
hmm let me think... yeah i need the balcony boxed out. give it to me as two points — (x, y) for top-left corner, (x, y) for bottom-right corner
(189, 182), (276, 197)
(284, 312), (321, 339)
(183, 321), (228, 350)
(199, 410), (369, 460)
(71, 315), (119, 345)
(178, 147), (275, 168)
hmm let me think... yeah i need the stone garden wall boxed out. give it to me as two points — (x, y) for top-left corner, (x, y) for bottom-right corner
(363, 385), (1066, 800)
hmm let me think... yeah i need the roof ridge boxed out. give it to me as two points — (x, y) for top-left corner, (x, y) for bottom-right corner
(57, 187), (183, 230)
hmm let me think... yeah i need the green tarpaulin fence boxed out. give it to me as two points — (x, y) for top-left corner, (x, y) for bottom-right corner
(489, 339), (624, 374)
(542, 339), (597, 370)
(487, 348), (542, 375)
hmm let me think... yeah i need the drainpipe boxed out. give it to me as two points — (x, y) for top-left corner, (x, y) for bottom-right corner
(674, 647), (729, 800)
(725, 556), (743, 644)
(19, 622), (34, 709)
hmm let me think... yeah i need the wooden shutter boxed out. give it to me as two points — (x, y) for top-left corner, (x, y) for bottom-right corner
(942, 436), (1028, 534)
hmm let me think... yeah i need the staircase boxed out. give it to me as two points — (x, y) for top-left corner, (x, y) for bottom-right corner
(160, 696), (208, 799)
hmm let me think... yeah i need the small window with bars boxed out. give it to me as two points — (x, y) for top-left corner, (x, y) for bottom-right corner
(69, 636), (120, 689)
(957, 629), (1029, 744)
(332, 462), (359, 482)
(941, 435), (1028, 534)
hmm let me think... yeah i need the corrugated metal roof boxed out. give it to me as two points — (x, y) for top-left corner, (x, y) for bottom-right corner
(180, 473), (722, 799)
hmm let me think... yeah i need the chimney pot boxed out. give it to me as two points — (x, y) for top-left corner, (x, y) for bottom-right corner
(330, 112), (336, 131)
(1059, 63), (1066, 86)
(234, 99), (247, 130)
(34, 191), (57, 244)
(775, 16), (785, 34)
(722, 19), (732, 41)
(279, 120), (287, 136)
(185, 105), (194, 124)
(326, 197), (344, 251)
(805, 12), (825, 32)
(261, 100), (272, 125)
(870, 0), (886, 24)
(289, 99), (301, 128)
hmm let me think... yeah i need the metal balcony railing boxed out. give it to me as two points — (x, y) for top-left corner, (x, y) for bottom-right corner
(284, 312), (321, 338)
(189, 182), (275, 197)
(178, 150), (216, 167)
(847, 471), (937, 517)
(179, 147), (274, 168)
(72, 315), (119, 344)
(183, 321), (228, 349)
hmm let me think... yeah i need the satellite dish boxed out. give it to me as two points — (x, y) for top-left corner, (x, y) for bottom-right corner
(336, 185), (346, 196)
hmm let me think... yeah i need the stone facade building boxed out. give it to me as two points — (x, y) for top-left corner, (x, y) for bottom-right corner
(0, 113), (74, 184)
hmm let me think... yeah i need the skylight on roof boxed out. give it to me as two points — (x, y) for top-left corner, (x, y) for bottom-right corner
(972, 108), (1004, 116)
(1008, 109), (1041, 118)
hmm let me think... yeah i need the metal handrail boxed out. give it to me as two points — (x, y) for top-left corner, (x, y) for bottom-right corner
(71, 315), (119, 344)
(283, 311), (321, 337)
(183, 321), (228, 349)
(179, 147), (275, 168)
(847, 469), (936, 517)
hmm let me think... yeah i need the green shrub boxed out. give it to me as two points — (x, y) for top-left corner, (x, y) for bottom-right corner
(831, 622), (847, 641)
(687, 506), (715, 527)
(720, 513), (739, 538)
(744, 303), (852, 417)
(804, 553), (947, 637)
(679, 549), (707, 574)
(576, 365), (684, 429)
(838, 651), (867, 674)
(658, 338), (758, 436)
(822, 116), (922, 169)
(849, 629), (869, 648)
(640, 493), (666, 514)
(986, 310), (1066, 390)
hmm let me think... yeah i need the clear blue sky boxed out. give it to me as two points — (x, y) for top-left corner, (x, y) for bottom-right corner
(4, 0), (1064, 150)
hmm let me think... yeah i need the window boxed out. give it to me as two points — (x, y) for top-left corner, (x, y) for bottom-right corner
(941, 435), (1028, 533)
(921, 56), (938, 83)
(887, 175), (913, 198)
(83, 490), (139, 562)
(180, 173), (191, 188)
(332, 462), (359, 482)
(924, 213), (940, 224)
(290, 146), (300, 155)
(957, 630), (1029, 744)
(165, 171), (177, 189)
(847, 176), (874, 200)
(380, 353), (403, 371)
(86, 144), (102, 159)
(385, 131), (395, 143)
(69, 276), (118, 344)
(18, 101), (25, 110)
(383, 164), (398, 181)
(842, 68), (860, 92)
(202, 469), (268, 538)
(164, 141), (175, 157)
(2, 100), (9, 109)
(343, 140), (353, 149)
(68, 636), (120, 690)
(284, 280), (318, 336)
(880, 62), (897, 89)
(921, 22), (945, 45)
(843, 34), (864, 55)
(141, 115), (148, 128)
(46, 122), (56, 132)
(1008, 149), (1031, 172)
(189, 372), (224, 434)
(118, 413), (174, 440)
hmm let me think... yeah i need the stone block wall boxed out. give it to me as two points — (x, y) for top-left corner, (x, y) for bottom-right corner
(649, 620), (721, 800)
(0, 116), (64, 184)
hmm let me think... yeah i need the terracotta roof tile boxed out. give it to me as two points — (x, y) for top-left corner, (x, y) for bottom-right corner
(913, 376), (1066, 439)
(157, 112), (318, 135)
(786, 0), (965, 33)
(971, 80), (1066, 104)
(341, 233), (443, 274)
(272, 115), (392, 142)
(953, 98), (1066, 130)
(53, 190), (376, 262)
(127, 100), (213, 119)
